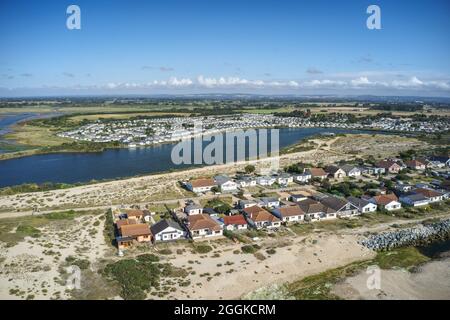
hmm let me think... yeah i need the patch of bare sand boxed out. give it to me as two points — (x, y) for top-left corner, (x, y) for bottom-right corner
(0, 214), (113, 300)
(164, 233), (375, 300)
(331, 258), (450, 300)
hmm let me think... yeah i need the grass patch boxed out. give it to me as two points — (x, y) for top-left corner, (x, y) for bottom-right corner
(373, 247), (430, 270)
(289, 223), (315, 236)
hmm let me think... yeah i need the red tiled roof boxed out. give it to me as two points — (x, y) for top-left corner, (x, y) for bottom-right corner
(116, 219), (136, 229)
(223, 214), (247, 226)
(405, 160), (425, 167)
(373, 193), (398, 205)
(244, 206), (280, 222)
(188, 214), (222, 231)
(126, 209), (144, 217)
(309, 168), (327, 177)
(276, 206), (305, 218)
(120, 223), (151, 237)
(376, 160), (400, 169)
(414, 188), (442, 198)
(189, 178), (216, 188)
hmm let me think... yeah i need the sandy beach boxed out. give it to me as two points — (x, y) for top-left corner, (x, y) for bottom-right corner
(332, 258), (450, 300)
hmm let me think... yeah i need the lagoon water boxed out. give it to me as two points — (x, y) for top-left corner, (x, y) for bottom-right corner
(0, 124), (377, 187)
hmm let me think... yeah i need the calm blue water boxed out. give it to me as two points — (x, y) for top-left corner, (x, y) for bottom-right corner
(0, 127), (375, 187)
(0, 113), (44, 135)
(417, 239), (450, 259)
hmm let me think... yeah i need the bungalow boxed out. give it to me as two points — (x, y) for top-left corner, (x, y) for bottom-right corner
(272, 205), (305, 223)
(260, 197), (280, 208)
(325, 165), (346, 179)
(429, 156), (450, 168)
(290, 192), (310, 203)
(294, 172), (312, 184)
(405, 160), (426, 170)
(369, 194), (402, 211)
(222, 214), (248, 231)
(117, 223), (152, 249)
(347, 196), (377, 214)
(238, 199), (258, 209)
(184, 204), (203, 215)
(320, 196), (359, 217)
(215, 175), (238, 192)
(243, 206), (281, 229)
(341, 165), (361, 178)
(399, 193), (430, 207)
(150, 219), (186, 242)
(376, 160), (402, 174)
(360, 166), (375, 175)
(126, 209), (145, 222)
(276, 173), (294, 185)
(306, 168), (328, 181)
(413, 188), (444, 203)
(297, 199), (337, 221)
(237, 176), (257, 188)
(187, 214), (223, 240)
(372, 167), (386, 175)
(256, 176), (276, 186)
(427, 160), (446, 169)
(186, 178), (217, 193)
(395, 183), (414, 193)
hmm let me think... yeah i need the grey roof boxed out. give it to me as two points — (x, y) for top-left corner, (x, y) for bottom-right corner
(215, 175), (232, 185)
(203, 207), (218, 215)
(347, 196), (371, 208)
(320, 196), (352, 211)
(401, 193), (429, 202)
(261, 197), (279, 203)
(239, 199), (255, 204)
(325, 165), (342, 174)
(185, 204), (202, 211)
(150, 219), (183, 235)
(341, 165), (361, 173)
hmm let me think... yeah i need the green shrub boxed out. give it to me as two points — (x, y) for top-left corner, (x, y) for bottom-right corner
(193, 244), (213, 254)
(16, 225), (41, 238)
(103, 254), (162, 300)
(158, 249), (172, 255)
(241, 245), (259, 254)
(65, 256), (90, 270)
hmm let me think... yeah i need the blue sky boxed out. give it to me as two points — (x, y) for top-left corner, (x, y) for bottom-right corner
(0, 0), (449, 97)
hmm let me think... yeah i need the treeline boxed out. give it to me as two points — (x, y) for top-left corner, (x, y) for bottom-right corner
(368, 104), (424, 112)
(41, 141), (122, 153)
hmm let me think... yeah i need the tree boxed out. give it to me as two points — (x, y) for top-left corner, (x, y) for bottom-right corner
(320, 179), (331, 190)
(244, 165), (256, 174)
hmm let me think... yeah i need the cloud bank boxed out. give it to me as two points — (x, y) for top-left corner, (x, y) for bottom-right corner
(1, 75), (449, 97)
(100, 75), (450, 91)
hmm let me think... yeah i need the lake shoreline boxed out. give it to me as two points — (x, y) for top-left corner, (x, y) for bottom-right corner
(0, 127), (394, 188)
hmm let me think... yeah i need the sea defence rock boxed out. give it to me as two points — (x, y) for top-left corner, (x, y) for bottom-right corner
(359, 219), (450, 251)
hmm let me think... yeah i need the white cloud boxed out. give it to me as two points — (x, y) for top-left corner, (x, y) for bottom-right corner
(351, 77), (371, 86)
(3, 74), (450, 97)
(95, 76), (450, 92)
